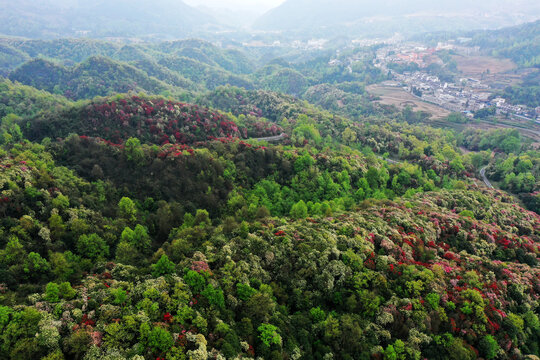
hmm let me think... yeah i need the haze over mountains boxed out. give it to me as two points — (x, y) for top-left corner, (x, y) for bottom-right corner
(255, 0), (540, 35)
(0, 0), (217, 39)
(1, 0), (539, 40)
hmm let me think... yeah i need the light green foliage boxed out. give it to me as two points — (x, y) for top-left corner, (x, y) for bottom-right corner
(111, 288), (127, 305)
(125, 137), (145, 165)
(52, 194), (69, 210)
(148, 327), (174, 353)
(459, 210), (475, 218)
(258, 324), (282, 347)
(118, 197), (137, 222)
(0, 114), (23, 145)
(76, 233), (109, 260)
(121, 224), (151, 252)
(58, 282), (76, 300)
(236, 283), (257, 301)
(425, 293), (440, 310)
(310, 307), (326, 323)
(194, 209), (211, 227)
(0, 306), (13, 330)
(24, 252), (50, 275)
(383, 341), (406, 360)
(290, 200), (308, 219)
(202, 284), (225, 309)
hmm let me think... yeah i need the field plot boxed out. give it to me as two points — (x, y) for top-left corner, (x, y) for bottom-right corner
(367, 83), (451, 119)
(452, 55), (517, 76)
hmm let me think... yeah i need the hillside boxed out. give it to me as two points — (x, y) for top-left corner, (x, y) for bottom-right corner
(469, 20), (540, 67)
(158, 56), (255, 90)
(0, 131), (538, 359)
(23, 94), (281, 145)
(0, 38), (258, 98)
(0, 78), (71, 119)
(9, 57), (179, 100)
(0, 15), (539, 360)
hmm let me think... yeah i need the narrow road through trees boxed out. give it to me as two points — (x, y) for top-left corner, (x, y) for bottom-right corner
(251, 133), (287, 142)
(480, 166), (494, 189)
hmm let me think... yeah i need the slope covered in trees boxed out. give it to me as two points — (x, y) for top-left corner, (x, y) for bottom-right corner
(8, 57), (181, 100)
(23, 94), (283, 145)
(0, 138), (538, 359)
(0, 27), (539, 360)
(0, 79), (71, 119)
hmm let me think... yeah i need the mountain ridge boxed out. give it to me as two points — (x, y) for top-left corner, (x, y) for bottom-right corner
(254, 0), (540, 34)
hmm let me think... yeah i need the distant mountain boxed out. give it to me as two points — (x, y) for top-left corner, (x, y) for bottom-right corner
(0, 0), (219, 39)
(254, 0), (540, 35)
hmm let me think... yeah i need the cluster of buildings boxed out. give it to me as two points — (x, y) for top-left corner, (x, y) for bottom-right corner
(374, 44), (540, 121)
(375, 43), (444, 69)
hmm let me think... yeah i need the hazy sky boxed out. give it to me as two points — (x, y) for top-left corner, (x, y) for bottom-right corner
(184, 0), (286, 12)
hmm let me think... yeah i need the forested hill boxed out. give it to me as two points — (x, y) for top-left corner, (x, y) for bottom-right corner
(8, 57), (180, 101)
(0, 36), (385, 103)
(0, 24), (539, 360)
(468, 20), (540, 67)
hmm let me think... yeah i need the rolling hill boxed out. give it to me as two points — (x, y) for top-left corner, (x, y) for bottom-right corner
(9, 57), (177, 100)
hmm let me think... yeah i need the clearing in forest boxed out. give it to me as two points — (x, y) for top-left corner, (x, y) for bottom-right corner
(367, 84), (451, 119)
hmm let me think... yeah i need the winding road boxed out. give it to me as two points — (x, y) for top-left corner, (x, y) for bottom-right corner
(480, 166), (494, 189)
(251, 133), (287, 142)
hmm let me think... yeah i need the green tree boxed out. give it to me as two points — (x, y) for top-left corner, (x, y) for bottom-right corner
(184, 270), (206, 293)
(202, 284), (225, 309)
(76, 234), (109, 260)
(58, 282), (77, 300)
(152, 255), (175, 277)
(121, 224), (151, 253)
(479, 335), (500, 360)
(125, 137), (145, 165)
(44, 282), (60, 303)
(51, 194), (70, 210)
(290, 200), (308, 219)
(0, 114), (23, 145)
(118, 197), (137, 222)
(148, 327), (173, 353)
(23, 252), (50, 277)
(258, 324), (282, 347)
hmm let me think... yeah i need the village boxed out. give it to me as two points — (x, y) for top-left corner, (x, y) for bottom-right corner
(372, 42), (540, 122)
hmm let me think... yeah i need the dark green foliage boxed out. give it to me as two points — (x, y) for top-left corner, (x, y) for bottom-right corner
(147, 327), (174, 353)
(479, 335), (500, 359)
(44, 282), (60, 302)
(9, 56), (175, 100)
(152, 255), (175, 277)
